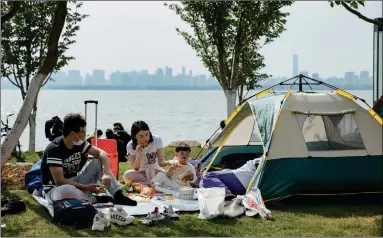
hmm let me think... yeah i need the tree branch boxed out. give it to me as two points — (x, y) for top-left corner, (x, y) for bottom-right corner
(1, 2), (21, 25)
(38, 1), (68, 75)
(341, 2), (383, 28)
(6, 76), (20, 88)
(42, 72), (52, 87)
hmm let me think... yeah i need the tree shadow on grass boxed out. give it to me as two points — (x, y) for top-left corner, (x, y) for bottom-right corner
(267, 193), (383, 218)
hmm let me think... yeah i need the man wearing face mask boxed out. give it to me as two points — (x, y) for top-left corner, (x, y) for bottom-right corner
(40, 113), (137, 206)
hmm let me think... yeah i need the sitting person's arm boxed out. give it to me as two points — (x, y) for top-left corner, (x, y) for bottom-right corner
(166, 165), (176, 178)
(157, 147), (171, 167)
(47, 147), (104, 193)
(154, 137), (171, 167)
(87, 146), (112, 175)
(49, 167), (104, 193)
(127, 144), (144, 171)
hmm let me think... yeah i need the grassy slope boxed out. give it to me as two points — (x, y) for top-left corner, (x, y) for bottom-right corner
(2, 148), (382, 237)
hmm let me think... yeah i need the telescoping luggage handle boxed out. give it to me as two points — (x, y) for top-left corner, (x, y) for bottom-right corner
(84, 100), (98, 147)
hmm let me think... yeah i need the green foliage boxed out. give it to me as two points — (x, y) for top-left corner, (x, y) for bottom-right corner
(329, 1), (383, 28)
(1, 1), (88, 95)
(167, 1), (291, 92)
(329, 0), (364, 9)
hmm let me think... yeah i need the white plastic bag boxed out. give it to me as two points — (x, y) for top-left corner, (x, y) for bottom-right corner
(242, 188), (272, 220)
(197, 188), (226, 219)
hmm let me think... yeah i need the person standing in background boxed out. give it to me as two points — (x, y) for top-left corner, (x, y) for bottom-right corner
(113, 123), (131, 162)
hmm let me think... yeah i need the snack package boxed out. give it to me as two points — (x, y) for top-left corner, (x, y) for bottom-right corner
(164, 194), (174, 200)
(132, 182), (149, 193)
(242, 188), (272, 220)
(180, 172), (193, 183)
(140, 187), (156, 197)
(124, 178), (133, 186)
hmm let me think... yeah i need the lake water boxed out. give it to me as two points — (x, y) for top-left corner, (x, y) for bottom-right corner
(0, 89), (373, 151)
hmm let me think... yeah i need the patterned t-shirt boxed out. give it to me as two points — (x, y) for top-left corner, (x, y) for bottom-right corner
(126, 134), (163, 166)
(41, 136), (92, 193)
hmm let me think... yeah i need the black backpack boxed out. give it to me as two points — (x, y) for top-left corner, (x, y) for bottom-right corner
(45, 116), (63, 141)
(53, 199), (97, 229)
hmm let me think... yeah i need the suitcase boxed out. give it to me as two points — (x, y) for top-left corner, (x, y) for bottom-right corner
(84, 100), (119, 178)
(84, 100), (98, 147)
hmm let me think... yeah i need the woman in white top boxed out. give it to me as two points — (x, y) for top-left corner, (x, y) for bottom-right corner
(123, 121), (171, 186)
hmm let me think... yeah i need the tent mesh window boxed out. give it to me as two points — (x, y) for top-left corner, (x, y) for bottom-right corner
(296, 113), (366, 151)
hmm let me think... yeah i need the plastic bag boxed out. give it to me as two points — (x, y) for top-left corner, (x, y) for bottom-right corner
(242, 188), (272, 220)
(196, 188), (225, 219)
(223, 197), (246, 217)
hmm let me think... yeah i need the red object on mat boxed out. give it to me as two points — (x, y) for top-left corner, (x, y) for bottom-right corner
(91, 138), (119, 178)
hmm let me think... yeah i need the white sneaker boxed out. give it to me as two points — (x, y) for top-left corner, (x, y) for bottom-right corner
(109, 206), (135, 225)
(92, 212), (108, 231)
(162, 205), (179, 219)
(146, 207), (165, 222)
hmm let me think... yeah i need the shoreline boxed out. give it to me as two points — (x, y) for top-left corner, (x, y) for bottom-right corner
(1, 86), (373, 91)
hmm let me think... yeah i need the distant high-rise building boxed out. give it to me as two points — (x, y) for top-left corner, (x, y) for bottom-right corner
(300, 71), (309, 77)
(360, 70), (369, 79)
(165, 66), (173, 79)
(182, 66), (186, 75)
(67, 70), (82, 85)
(155, 68), (164, 78)
(292, 54), (298, 77)
(344, 72), (356, 81)
(312, 73), (319, 79)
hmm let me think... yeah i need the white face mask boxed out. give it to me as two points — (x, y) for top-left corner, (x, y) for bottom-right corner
(72, 133), (84, 146)
(73, 139), (84, 146)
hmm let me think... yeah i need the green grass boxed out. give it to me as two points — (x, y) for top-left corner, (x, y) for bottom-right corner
(2, 149), (382, 237)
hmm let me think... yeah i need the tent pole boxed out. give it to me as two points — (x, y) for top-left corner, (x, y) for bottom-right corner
(240, 75), (299, 104)
(298, 74), (303, 92)
(302, 75), (372, 108)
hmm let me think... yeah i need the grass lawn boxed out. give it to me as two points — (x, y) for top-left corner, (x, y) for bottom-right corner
(2, 148), (382, 237)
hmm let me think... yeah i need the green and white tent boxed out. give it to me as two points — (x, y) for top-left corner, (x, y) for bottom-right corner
(201, 89), (383, 202)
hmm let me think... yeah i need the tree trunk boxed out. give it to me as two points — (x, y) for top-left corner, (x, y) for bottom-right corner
(1, 2), (67, 169)
(224, 89), (237, 117)
(238, 85), (244, 103)
(28, 97), (38, 152)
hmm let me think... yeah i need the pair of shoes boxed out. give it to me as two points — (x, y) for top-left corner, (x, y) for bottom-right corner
(109, 206), (135, 226)
(162, 205), (179, 219)
(141, 207), (164, 225)
(92, 212), (110, 231)
(92, 206), (135, 231)
(1, 196), (26, 217)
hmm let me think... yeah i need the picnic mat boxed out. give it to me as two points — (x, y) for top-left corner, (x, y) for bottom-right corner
(32, 186), (199, 217)
(32, 194), (160, 216)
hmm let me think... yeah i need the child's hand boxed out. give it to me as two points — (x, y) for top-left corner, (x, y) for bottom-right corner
(169, 160), (180, 167)
(168, 166), (176, 172)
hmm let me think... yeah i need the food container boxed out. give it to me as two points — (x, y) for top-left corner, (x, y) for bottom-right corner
(178, 187), (195, 200)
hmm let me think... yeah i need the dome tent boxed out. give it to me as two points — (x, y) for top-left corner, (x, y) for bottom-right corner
(200, 75), (383, 202)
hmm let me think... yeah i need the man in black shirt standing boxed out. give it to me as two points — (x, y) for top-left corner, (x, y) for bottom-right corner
(41, 113), (136, 206)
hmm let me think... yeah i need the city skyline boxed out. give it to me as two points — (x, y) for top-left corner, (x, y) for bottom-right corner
(2, 56), (373, 91)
